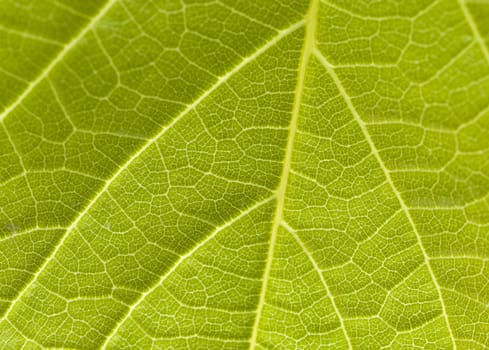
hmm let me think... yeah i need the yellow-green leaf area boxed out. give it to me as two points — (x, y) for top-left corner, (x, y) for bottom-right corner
(0, 0), (488, 349)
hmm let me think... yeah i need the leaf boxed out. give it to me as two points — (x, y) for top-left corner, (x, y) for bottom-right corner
(0, 0), (488, 348)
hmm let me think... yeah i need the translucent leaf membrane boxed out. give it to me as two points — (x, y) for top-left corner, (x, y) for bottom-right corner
(0, 0), (488, 349)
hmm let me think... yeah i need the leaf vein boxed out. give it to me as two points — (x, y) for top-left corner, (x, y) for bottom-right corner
(314, 47), (458, 348)
(99, 195), (275, 349)
(281, 220), (353, 349)
(0, 0), (119, 122)
(0, 19), (304, 331)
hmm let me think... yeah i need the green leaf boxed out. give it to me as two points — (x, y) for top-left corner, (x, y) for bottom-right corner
(0, 0), (488, 348)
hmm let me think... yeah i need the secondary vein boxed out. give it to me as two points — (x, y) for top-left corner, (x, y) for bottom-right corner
(0, 18), (304, 340)
(0, 0), (119, 123)
(457, 0), (489, 64)
(248, 0), (318, 348)
(281, 221), (353, 349)
(99, 196), (275, 349)
(314, 47), (457, 349)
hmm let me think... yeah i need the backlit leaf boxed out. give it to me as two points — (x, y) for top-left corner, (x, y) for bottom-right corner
(0, 0), (488, 348)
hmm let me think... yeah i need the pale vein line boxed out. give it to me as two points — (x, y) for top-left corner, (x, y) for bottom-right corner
(0, 0), (118, 122)
(281, 221), (353, 349)
(5, 319), (43, 349)
(0, 226), (65, 244)
(0, 17), (304, 332)
(431, 256), (489, 261)
(99, 195), (275, 349)
(457, 0), (489, 64)
(441, 287), (488, 307)
(0, 24), (63, 46)
(313, 48), (458, 348)
(248, 0), (318, 348)
(1, 123), (38, 221)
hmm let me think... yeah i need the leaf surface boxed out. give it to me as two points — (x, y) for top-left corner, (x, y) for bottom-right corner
(0, 0), (488, 349)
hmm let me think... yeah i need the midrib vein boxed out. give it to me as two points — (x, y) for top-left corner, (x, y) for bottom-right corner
(0, 19), (304, 337)
(0, 0), (118, 122)
(313, 48), (457, 349)
(248, 0), (318, 348)
(99, 196), (274, 349)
